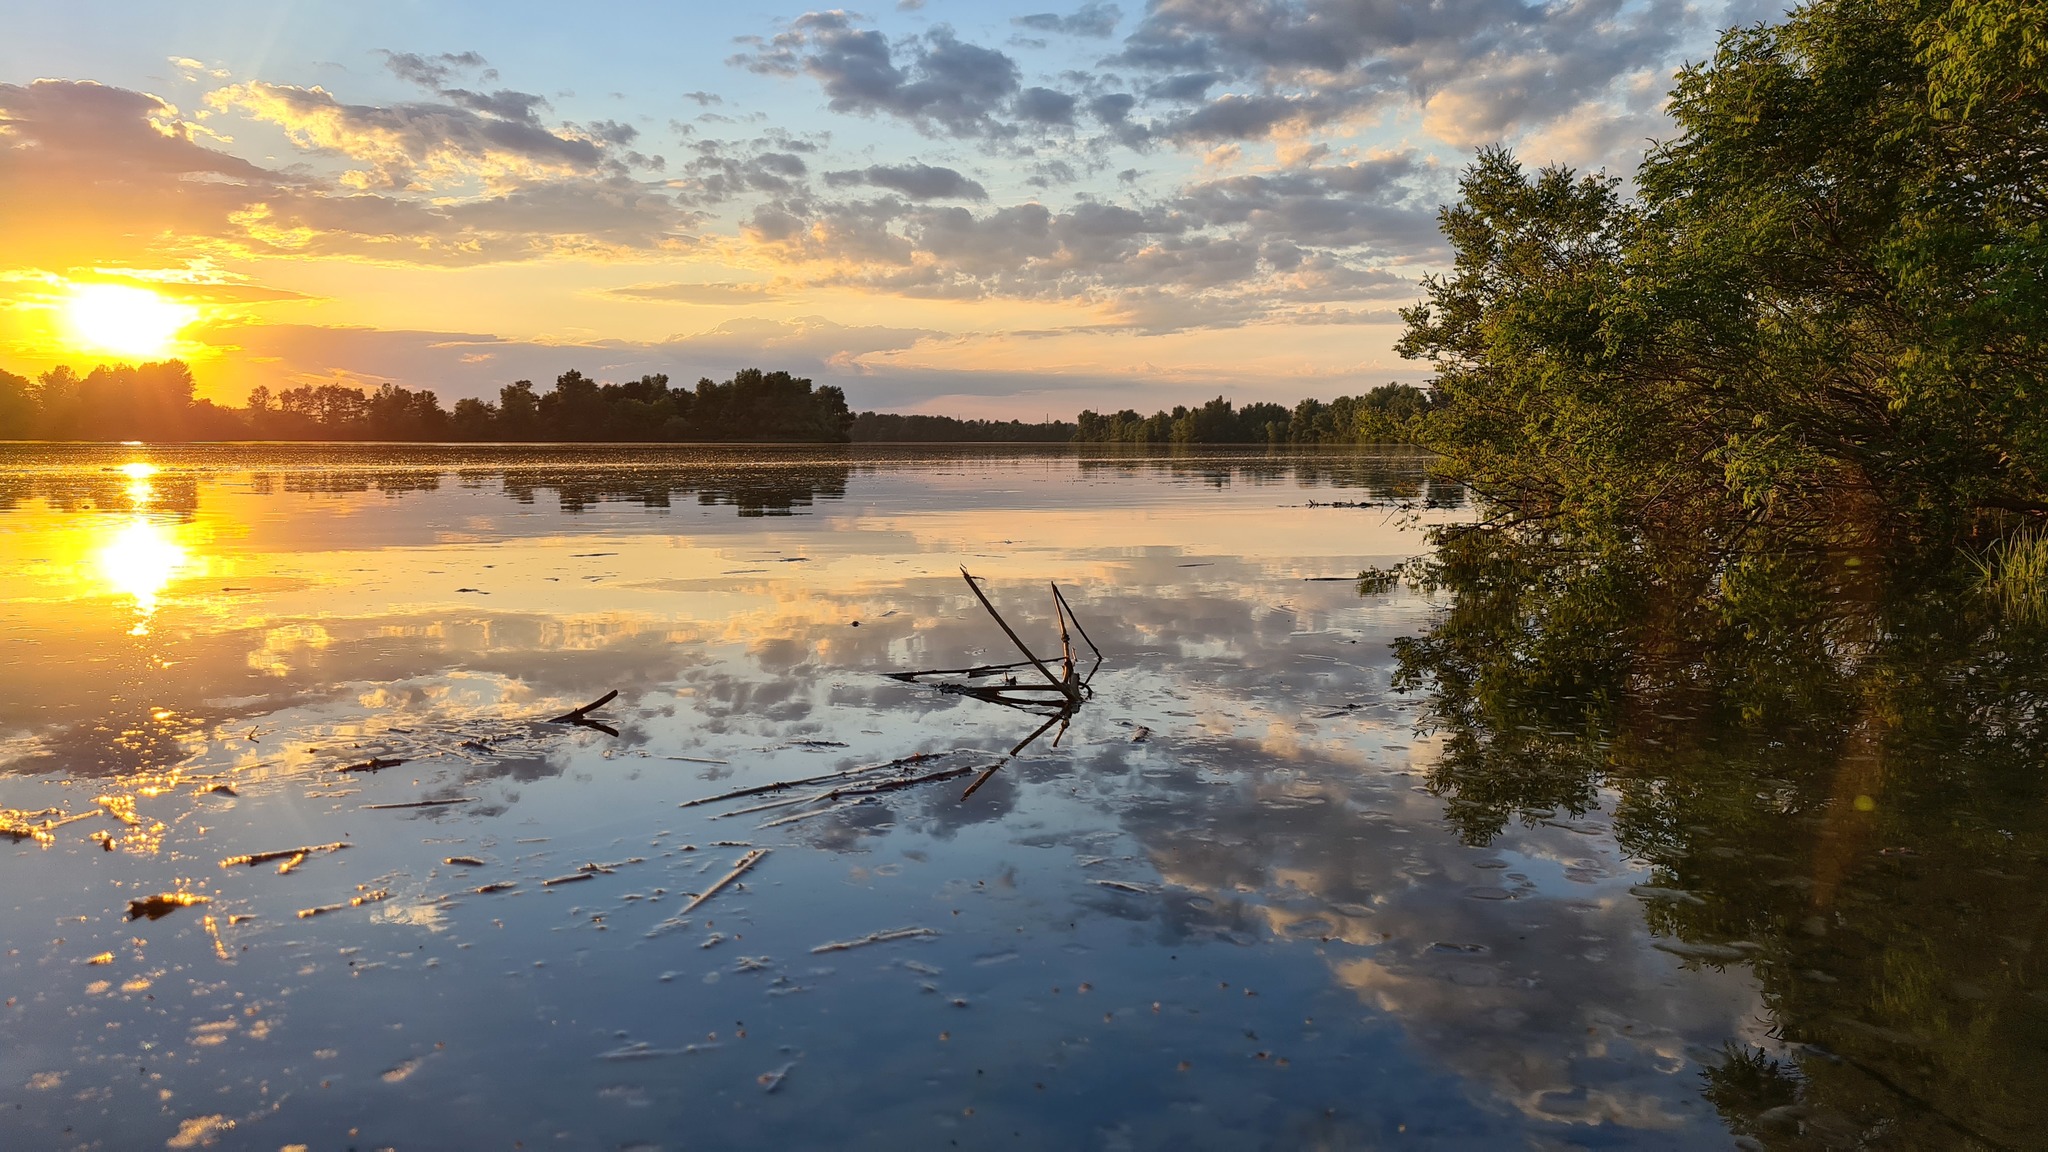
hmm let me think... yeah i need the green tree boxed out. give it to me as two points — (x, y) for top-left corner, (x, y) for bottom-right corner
(1402, 0), (2048, 534)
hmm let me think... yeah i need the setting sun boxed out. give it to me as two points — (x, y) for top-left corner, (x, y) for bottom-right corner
(62, 284), (197, 359)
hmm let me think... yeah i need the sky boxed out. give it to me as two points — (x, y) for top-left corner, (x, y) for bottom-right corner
(0, 0), (1789, 416)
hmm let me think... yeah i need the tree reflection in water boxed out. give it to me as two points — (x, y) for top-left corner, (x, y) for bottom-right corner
(1392, 521), (2048, 1149)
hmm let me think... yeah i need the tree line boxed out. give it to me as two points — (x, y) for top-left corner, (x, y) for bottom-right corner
(0, 360), (1434, 445)
(0, 365), (856, 443)
(1074, 385), (1432, 445)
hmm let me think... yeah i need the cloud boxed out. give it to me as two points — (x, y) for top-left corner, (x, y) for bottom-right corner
(1012, 3), (1123, 38)
(737, 14), (1032, 139)
(1115, 0), (1696, 146)
(0, 79), (691, 270)
(725, 147), (1437, 331)
(209, 81), (605, 191)
(379, 50), (492, 90)
(602, 281), (790, 305)
(823, 162), (987, 200)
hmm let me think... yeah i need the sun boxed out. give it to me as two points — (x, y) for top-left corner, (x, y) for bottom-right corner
(62, 284), (199, 359)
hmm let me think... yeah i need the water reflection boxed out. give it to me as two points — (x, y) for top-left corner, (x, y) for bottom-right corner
(1393, 522), (2048, 1148)
(5, 445), (2024, 1149)
(95, 518), (187, 632)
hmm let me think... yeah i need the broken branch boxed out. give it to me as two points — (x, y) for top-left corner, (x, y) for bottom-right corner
(546, 689), (618, 725)
(681, 848), (769, 914)
(221, 842), (349, 869)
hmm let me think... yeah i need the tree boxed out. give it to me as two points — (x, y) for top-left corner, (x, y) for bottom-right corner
(1400, 0), (2048, 535)
(0, 369), (36, 438)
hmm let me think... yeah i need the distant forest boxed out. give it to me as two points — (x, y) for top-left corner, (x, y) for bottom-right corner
(0, 359), (1429, 445)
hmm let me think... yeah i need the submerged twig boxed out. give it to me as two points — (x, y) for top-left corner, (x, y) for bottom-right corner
(752, 763), (987, 823)
(810, 926), (939, 954)
(296, 889), (390, 918)
(679, 751), (961, 809)
(681, 848), (769, 913)
(221, 842), (349, 869)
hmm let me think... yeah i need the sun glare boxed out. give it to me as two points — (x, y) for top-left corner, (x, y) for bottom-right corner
(62, 284), (198, 359)
(97, 518), (189, 634)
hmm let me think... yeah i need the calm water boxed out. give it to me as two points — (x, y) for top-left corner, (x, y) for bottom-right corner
(0, 446), (2039, 1150)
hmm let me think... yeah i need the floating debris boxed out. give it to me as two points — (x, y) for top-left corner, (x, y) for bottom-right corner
(221, 842), (350, 869)
(96, 796), (140, 826)
(83, 952), (115, 966)
(596, 1041), (719, 1062)
(1093, 880), (1155, 895)
(296, 889), (391, 919)
(128, 892), (210, 920)
(340, 757), (407, 774)
(362, 798), (475, 810)
(811, 927), (940, 954)
(545, 689), (619, 734)
(757, 1061), (796, 1093)
(678, 751), (962, 809)
(472, 882), (517, 895)
(1, 807), (74, 844)
(444, 856), (486, 867)
(681, 848), (769, 914)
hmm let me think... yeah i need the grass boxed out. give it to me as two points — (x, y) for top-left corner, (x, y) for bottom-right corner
(1971, 526), (2048, 626)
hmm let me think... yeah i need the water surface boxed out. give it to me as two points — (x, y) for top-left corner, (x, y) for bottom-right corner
(1, 445), (2037, 1150)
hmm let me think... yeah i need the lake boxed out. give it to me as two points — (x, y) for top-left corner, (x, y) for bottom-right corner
(1, 445), (2039, 1150)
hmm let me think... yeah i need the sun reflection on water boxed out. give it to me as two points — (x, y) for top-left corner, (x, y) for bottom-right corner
(96, 518), (188, 634)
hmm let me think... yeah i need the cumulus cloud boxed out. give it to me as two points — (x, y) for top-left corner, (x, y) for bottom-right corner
(724, 148), (1436, 332)
(1119, 0), (1695, 146)
(379, 50), (493, 90)
(739, 1), (1697, 155)
(1013, 3), (1123, 39)
(822, 162), (988, 200)
(209, 81), (604, 190)
(0, 78), (690, 269)
(736, 14), (1036, 139)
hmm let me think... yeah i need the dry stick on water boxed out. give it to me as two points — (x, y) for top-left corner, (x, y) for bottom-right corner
(960, 568), (1073, 703)
(681, 848), (769, 913)
(884, 659), (1037, 683)
(296, 889), (390, 919)
(220, 842), (349, 869)
(747, 762), (987, 825)
(679, 751), (959, 809)
(1050, 583), (1104, 686)
(362, 798), (475, 810)
(546, 690), (618, 725)
(810, 926), (940, 954)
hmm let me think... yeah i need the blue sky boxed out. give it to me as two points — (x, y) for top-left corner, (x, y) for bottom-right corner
(1, 1), (1788, 415)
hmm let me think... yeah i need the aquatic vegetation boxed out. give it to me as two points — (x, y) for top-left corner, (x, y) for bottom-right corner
(1971, 526), (2048, 625)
